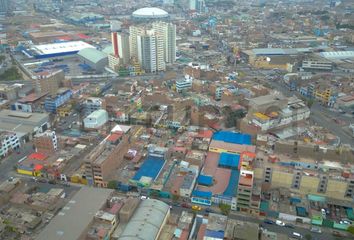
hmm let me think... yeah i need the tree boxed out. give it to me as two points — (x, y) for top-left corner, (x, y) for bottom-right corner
(348, 225), (354, 235)
(172, 194), (180, 202)
(219, 203), (231, 216)
(107, 180), (118, 189)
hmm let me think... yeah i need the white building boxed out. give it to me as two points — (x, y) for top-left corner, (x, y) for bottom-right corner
(83, 109), (108, 129)
(152, 22), (176, 64)
(83, 97), (104, 116)
(0, 131), (20, 158)
(111, 32), (130, 65)
(129, 26), (145, 59)
(176, 75), (193, 93)
(137, 30), (165, 73)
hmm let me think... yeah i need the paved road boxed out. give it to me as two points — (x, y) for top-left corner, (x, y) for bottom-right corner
(166, 201), (351, 240)
(258, 75), (354, 146)
(0, 143), (34, 182)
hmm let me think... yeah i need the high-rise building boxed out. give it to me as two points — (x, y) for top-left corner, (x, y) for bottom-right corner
(129, 26), (145, 59)
(137, 32), (158, 73)
(0, 0), (9, 13)
(153, 22), (176, 64)
(111, 32), (130, 65)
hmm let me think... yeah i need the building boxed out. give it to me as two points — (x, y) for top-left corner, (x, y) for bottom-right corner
(0, 131), (20, 158)
(302, 59), (333, 71)
(176, 75), (193, 93)
(37, 187), (114, 240)
(0, 84), (20, 101)
(84, 135), (126, 187)
(0, 110), (50, 142)
(44, 89), (73, 113)
(129, 26), (145, 59)
(137, 30), (166, 73)
(23, 41), (95, 59)
(77, 48), (108, 73)
(111, 32), (130, 65)
(152, 22), (176, 64)
(83, 109), (108, 129)
(132, 7), (169, 20)
(32, 70), (64, 96)
(83, 97), (104, 116)
(33, 130), (58, 155)
(118, 199), (170, 240)
(0, 0), (9, 13)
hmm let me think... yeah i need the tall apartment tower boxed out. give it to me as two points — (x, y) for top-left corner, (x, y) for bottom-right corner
(152, 22), (176, 64)
(0, 0), (9, 13)
(129, 26), (145, 59)
(111, 32), (130, 65)
(137, 30), (166, 73)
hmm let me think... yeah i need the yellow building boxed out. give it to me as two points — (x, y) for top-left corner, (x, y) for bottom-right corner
(314, 88), (331, 104)
(57, 104), (72, 117)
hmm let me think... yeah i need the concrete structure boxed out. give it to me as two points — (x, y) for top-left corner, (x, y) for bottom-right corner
(0, 0), (9, 13)
(37, 187), (113, 240)
(77, 48), (108, 73)
(176, 75), (193, 93)
(302, 59), (333, 71)
(132, 7), (169, 19)
(111, 32), (130, 65)
(129, 26), (145, 59)
(32, 70), (64, 96)
(0, 84), (20, 101)
(0, 110), (49, 142)
(83, 97), (104, 116)
(137, 30), (165, 73)
(83, 109), (108, 129)
(118, 199), (170, 240)
(152, 22), (176, 64)
(0, 131), (20, 158)
(44, 89), (73, 113)
(34, 130), (58, 155)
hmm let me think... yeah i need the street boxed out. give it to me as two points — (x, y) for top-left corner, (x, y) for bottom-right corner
(0, 142), (34, 182)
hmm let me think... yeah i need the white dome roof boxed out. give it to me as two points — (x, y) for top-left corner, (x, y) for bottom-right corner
(132, 7), (169, 19)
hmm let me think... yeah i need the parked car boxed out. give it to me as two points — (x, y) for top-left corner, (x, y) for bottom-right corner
(292, 232), (303, 239)
(205, 208), (214, 213)
(332, 230), (346, 237)
(339, 220), (352, 225)
(284, 223), (295, 228)
(181, 203), (190, 208)
(264, 219), (275, 225)
(192, 205), (202, 211)
(310, 226), (322, 233)
(275, 220), (285, 226)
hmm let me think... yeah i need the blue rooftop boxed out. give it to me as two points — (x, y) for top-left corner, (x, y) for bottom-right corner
(192, 190), (212, 199)
(223, 169), (240, 197)
(212, 131), (252, 145)
(218, 152), (240, 168)
(132, 155), (165, 182)
(205, 230), (224, 239)
(197, 175), (213, 186)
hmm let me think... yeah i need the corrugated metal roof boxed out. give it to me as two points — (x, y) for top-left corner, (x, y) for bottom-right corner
(77, 48), (107, 64)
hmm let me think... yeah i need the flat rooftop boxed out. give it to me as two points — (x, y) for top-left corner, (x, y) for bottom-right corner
(36, 187), (113, 240)
(30, 41), (95, 55)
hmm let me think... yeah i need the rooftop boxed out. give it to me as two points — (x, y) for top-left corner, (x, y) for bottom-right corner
(30, 41), (95, 56)
(132, 7), (169, 18)
(77, 48), (107, 64)
(37, 187), (113, 240)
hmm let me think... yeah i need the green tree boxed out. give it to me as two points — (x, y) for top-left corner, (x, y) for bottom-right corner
(219, 203), (231, 215)
(348, 225), (354, 235)
(107, 180), (118, 189)
(172, 194), (180, 202)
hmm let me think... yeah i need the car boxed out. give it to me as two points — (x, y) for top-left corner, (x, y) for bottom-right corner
(275, 220), (285, 226)
(48, 180), (56, 185)
(264, 219), (275, 224)
(332, 230), (346, 237)
(339, 220), (351, 225)
(181, 203), (190, 208)
(310, 226), (322, 233)
(192, 205), (202, 211)
(292, 232), (303, 239)
(284, 223), (295, 228)
(205, 208), (214, 213)
(38, 178), (47, 183)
